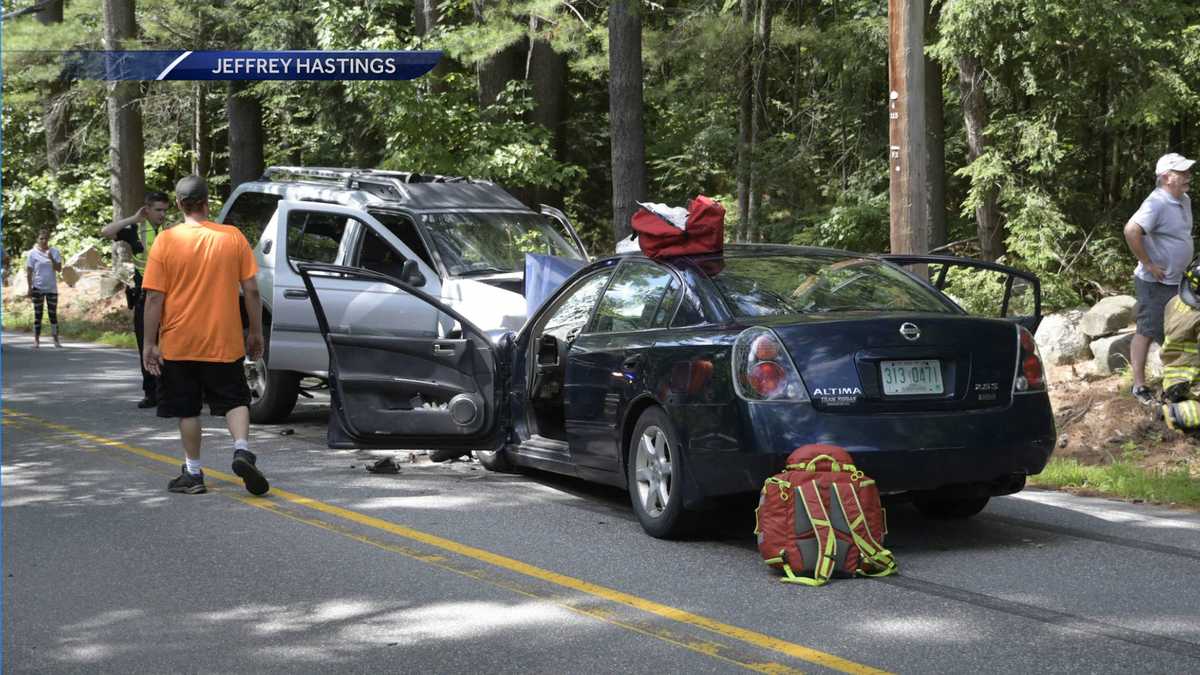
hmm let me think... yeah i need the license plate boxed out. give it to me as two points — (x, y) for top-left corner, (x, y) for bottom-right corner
(880, 359), (943, 396)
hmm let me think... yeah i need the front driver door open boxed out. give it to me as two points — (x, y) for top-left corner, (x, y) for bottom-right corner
(880, 254), (1043, 334)
(297, 262), (505, 453)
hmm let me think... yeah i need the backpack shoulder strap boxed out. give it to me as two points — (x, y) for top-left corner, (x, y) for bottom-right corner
(831, 482), (897, 577)
(777, 480), (837, 586)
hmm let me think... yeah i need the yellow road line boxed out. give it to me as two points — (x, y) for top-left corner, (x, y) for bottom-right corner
(4, 408), (890, 675)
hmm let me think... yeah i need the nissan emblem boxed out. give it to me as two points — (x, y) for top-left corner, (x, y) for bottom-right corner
(900, 322), (921, 341)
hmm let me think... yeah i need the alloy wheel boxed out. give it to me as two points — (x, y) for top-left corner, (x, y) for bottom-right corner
(634, 425), (673, 518)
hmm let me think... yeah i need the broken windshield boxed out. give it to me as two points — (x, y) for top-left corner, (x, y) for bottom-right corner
(423, 212), (584, 276)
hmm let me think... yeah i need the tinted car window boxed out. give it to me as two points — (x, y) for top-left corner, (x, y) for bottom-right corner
(592, 262), (677, 333)
(371, 211), (435, 270)
(354, 228), (408, 279)
(541, 270), (613, 342)
(711, 255), (955, 317)
(223, 191), (282, 243)
(287, 210), (348, 266)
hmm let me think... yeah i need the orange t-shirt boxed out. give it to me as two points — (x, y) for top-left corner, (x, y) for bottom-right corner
(142, 220), (258, 362)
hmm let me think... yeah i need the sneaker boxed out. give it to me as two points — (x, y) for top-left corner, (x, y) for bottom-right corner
(136, 397), (157, 409)
(1132, 385), (1156, 406)
(168, 466), (207, 494)
(232, 449), (269, 496)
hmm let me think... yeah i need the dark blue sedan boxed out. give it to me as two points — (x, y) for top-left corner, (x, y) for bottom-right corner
(298, 245), (1056, 538)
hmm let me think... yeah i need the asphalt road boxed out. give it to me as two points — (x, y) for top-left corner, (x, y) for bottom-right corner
(4, 332), (1200, 674)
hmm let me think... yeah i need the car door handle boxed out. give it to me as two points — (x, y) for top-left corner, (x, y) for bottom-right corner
(622, 354), (644, 369)
(283, 289), (309, 300)
(432, 344), (456, 356)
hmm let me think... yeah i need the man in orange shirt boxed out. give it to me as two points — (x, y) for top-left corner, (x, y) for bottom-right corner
(142, 175), (269, 496)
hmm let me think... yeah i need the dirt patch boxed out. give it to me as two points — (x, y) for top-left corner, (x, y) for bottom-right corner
(1047, 363), (1200, 476)
(2, 281), (133, 334)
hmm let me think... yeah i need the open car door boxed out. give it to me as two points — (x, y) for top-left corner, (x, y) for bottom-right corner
(296, 263), (505, 453)
(880, 254), (1043, 333)
(540, 204), (590, 260)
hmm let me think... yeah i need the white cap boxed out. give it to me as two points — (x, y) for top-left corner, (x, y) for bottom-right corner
(1156, 152), (1195, 176)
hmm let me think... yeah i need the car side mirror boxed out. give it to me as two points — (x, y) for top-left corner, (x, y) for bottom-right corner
(401, 259), (426, 287)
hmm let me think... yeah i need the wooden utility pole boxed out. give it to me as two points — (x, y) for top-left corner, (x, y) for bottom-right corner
(887, 0), (928, 255)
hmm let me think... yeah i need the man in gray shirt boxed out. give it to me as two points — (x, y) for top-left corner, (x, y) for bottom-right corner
(1124, 152), (1194, 404)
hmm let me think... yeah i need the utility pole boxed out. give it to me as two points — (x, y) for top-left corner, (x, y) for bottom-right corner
(887, 0), (928, 255)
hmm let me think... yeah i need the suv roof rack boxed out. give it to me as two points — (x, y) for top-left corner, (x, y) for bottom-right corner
(260, 166), (486, 202)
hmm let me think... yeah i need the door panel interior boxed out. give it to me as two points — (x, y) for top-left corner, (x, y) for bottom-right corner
(298, 262), (502, 451)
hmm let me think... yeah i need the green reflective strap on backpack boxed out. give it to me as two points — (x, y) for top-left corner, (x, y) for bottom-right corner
(777, 481), (837, 586)
(831, 482), (897, 577)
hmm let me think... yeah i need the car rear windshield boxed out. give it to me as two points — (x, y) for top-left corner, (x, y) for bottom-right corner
(709, 254), (956, 317)
(422, 212), (584, 276)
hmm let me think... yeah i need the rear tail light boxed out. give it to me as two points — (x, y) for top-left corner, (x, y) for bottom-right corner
(733, 327), (810, 401)
(1013, 326), (1046, 393)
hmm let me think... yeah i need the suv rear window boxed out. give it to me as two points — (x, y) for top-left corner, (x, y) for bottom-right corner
(223, 192), (282, 242)
(287, 210), (347, 265)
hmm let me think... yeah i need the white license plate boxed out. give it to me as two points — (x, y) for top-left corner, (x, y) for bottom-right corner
(880, 359), (943, 395)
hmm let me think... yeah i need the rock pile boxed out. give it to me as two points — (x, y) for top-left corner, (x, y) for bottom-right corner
(1035, 294), (1162, 377)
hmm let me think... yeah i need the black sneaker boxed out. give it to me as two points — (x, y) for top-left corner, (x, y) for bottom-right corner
(168, 466), (207, 494)
(1132, 385), (1156, 406)
(232, 449), (269, 496)
(137, 397), (157, 409)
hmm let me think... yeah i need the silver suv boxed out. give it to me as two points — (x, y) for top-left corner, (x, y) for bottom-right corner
(217, 166), (589, 423)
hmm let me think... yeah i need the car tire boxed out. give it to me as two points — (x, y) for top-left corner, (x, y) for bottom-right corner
(627, 407), (695, 539)
(475, 448), (517, 473)
(245, 327), (301, 424)
(913, 493), (991, 519)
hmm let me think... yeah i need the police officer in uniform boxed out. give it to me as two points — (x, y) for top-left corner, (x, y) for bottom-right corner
(102, 192), (172, 408)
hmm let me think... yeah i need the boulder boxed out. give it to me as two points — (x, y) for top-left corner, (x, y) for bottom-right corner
(1090, 330), (1135, 375)
(1080, 295), (1137, 337)
(1035, 310), (1091, 365)
(75, 271), (126, 299)
(67, 246), (104, 271)
(61, 265), (80, 288)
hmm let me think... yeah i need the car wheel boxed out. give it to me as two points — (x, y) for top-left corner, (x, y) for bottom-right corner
(627, 407), (695, 539)
(475, 448), (516, 473)
(245, 327), (301, 424)
(913, 493), (991, 519)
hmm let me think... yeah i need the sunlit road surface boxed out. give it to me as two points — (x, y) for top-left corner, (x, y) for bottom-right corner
(4, 331), (1200, 674)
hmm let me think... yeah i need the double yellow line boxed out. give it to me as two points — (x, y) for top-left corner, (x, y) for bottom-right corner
(3, 408), (889, 675)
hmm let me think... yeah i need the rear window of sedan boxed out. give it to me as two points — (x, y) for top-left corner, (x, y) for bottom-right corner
(709, 254), (956, 317)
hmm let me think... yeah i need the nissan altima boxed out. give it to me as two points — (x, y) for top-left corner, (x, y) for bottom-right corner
(298, 245), (1055, 539)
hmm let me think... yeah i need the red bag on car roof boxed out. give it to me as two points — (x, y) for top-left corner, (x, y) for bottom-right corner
(631, 195), (725, 259)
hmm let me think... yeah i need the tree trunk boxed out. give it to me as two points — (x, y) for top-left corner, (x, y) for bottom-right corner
(193, 83), (211, 177)
(39, 0), (69, 228)
(924, 0), (946, 249)
(748, 0), (772, 242)
(415, 0), (449, 90)
(227, 81), (264, 191)
(957, 54), (1004, 261)
(103, 0), (145, 233)
(473, 1), (525, 109)
(608, 0), (647, 244)
(528, 36), (568, 207)
(735, 0), (754, 242)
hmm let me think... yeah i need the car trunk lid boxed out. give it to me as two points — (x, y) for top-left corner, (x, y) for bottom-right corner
(767, 313), (1018, 413)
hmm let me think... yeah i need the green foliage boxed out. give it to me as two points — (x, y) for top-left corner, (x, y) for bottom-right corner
(0, 0), (1197, 308)
(1030, 457), (1200, 508)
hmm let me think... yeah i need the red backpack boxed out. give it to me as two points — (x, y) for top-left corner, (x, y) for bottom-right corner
(754, 444), (897, 586)
(630, 195), (725, 259)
